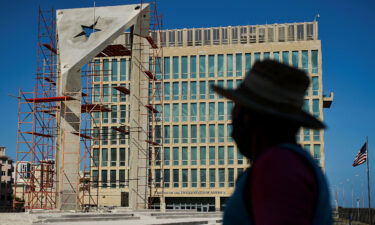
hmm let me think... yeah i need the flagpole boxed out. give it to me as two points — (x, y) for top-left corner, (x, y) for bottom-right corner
(366, 136), (372, 224)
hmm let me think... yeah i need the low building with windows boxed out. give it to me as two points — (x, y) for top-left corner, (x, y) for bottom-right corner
(90, 21), (333, 210)
(0, 147), (14, 209)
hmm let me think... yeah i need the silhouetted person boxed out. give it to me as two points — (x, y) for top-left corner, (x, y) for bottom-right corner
(213, 60), (332, 225)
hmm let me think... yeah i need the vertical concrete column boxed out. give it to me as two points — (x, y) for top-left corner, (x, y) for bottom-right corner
(128, 8), (150, 210)
(56, 68), (82, 211)
(215, 196), (221, 211)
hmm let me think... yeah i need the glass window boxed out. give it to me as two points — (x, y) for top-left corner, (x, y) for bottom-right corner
(313, 99), (319, 117)
(200, 124), (206, 143)
(304, 144), (311, 154)
(102, 148), (108, 166)
(218, 146), (225, 165)
(103, 59), (109, 81)
(282, 51), (289, 65)
(191, 169), (197, 187)
(227, 80), (233, 89)
(209, 55), (215, 77)
(181, 82), (188, 101)
(190, 56), (196, 78)
(94, 59), (100, 82)
(245, 53), (251, 72)
(191, 125), (197, 143)
(173, 147), (179, 165)
(199, 102), (206, 121)
(164, 169), (170, 188)
(312, 50), (318, 74)
(93, 148), (99, 167)
(237, 149), (244, 164)
(209, 80), (215, 99)
(304, 129), (310, 141)
(199, 81), (206, 99)
(173, 82), (179, 100)
(302, 50), (308, 72)
(101, 170), (108, 188)
(209, 146), (216, 165)
(312, 77), (319, 96)
(173, 125), (179, 144)
(120, 148), (125, 166)
(218, 124), (225, 142)
(273, 52), (280, 61)
(111, 105), (117, 123)
(164, 147), (170, 166)
(182, 125), (188, 144)
(200, 169), (206, 187)
(288, 25), (295, 41)
(227, 54), (233, 77)
(199, 55), (206, 78)
(120, 59), (126, 81)
(173, 169), (179, 188)
(182, 169), (188, 187)
(103, 84), (109, 102)
(94, 84), (100, 102)
(111, 59), (118, 81)
(227, 101), (233, 120)
(314, 144), (321, 160)
(263, 52), (270, 60)
(228, 146), (234, 164)
(314, 130), (320, 141)
(200, 147), (206, 165)
(155, 169), (161, 187)
(110, 170), (116, 188)
(164, 104), (170, 122)
(219, 168), (225, 187)
(209, 169), (216, 188)
(191, 147), (197, 165)
(209, 124), (215, 143)
(254, 52), (260, 62)
(218, 102), (224, 120)
(190, 103), (197, 121)
(236, 53), (242, 76)
(292, 51), (299, 68)
(190, 81), (197, 100)
(110, 148), (117, 166)
(297, 24), (304, 40)
(182, 103), (188, 122)
(164, 125), (170, 144)
(155, 57), (162, 80)
(228, 168), (234, 187)
(176, 147), (185, 166)
(111, 126), (117, 145)
(164, 82), (170, 101)
(164, 57), (170, 79)
(102, 127), (108, 145)
(182, 56), (188, 79)
(227, 124), (233, 142)
(303, 99), (309, 112)
(209, 102), (215, 121)
(218, 54), (224, 77)
(119, 170), (125, 188)
(173, 56), (179, 79)
(173, 103), (179, 122)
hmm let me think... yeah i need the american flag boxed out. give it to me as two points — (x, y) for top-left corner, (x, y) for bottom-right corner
(352, 143), (368, 167)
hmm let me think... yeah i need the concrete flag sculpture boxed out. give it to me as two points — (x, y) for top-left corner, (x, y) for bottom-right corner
(55, 4), (149, 210)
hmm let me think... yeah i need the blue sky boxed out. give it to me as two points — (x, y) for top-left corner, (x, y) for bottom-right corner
(1, 0), (374, 207)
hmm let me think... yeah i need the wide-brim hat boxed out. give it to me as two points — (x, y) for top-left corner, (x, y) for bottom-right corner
(212, 60), (325, 129)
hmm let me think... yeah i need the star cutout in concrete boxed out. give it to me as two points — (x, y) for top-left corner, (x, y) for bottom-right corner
(74, 18), (101, 38)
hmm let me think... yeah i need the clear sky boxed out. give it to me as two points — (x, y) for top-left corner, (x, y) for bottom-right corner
(0, 0), (374, 208)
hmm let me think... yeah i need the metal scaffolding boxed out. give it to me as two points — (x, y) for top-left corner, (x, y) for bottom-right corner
(14, 1), (164, 211)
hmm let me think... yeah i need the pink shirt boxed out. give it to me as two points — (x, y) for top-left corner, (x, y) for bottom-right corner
(248, 147), (318, 225)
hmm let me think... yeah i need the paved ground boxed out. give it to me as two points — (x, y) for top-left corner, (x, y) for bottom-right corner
(0, 211), (222, 225)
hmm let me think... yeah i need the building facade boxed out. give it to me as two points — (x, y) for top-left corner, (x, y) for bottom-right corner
(0, 147), (14, 209)
(90, 21), (333, 210)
